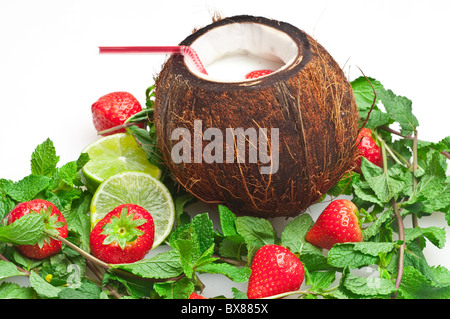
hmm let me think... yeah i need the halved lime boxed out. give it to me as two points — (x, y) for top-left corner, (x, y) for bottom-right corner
(81, 133), (161, 193)
(90, 171), (175, 248)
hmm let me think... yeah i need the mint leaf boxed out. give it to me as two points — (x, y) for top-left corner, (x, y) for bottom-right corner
(192, 213), (214, 255)
(0, 213), (44, 245)
(405, 150), (447, 206)
(113, 249), (183, 279)
(58, 280), (102, 299)
(218, 205), (238, 237)
(0, 195), (15, 221)
(0, 260), (27, 281)
(154, 277), (193, 299)
(352, 242), (397, 257)
(197, 262), (251, 283)
(29, 271), (61, 299)
(398, 266), (450, 299)
(0, 282), (34, 299)
(378, 89), (419, 136)
(30, 138), (59, 177)
(361, 160), (409, 203)
(404, 226), (446, 249)
(281, 213), (320, 254)
(235, 216), (275, 248)
(343, 272), (397, 298)
(362, 208), (393, 239)
(307, 270), (336, 292)
(351, 76), (391, 128)
(63, 191), (92, 251)
(327, 243), (379, 268)
(6, 174), (50, 202)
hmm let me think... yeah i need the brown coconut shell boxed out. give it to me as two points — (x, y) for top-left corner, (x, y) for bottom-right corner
(154, 15), (359, 218)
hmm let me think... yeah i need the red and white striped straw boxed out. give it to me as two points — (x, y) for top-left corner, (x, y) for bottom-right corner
(98, 45), (208, 75)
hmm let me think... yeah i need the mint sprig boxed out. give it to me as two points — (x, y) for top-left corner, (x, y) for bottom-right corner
(0, 76), (449, 299)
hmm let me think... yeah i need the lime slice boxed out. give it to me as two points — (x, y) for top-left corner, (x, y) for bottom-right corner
(90, 171), (175, 248)
(81, 133), (161, 193)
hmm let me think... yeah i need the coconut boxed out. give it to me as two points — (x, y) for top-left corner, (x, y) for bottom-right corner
(154, 15), (359, 218)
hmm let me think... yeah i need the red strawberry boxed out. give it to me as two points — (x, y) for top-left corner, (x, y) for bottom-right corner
(355, 128), (383, 173)
(7, 199), (68, 259)
(305, 199), (363, 250)
(91, 92), (142, 136)
(89, 204), (154, 264)
(247, 245), (304, 299)
(245, 69), (273, 79)
(189, 292), (207, 299)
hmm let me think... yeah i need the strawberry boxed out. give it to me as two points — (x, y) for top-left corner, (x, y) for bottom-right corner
(189, 292), (207, 299)
(247, 245), (304, 299)
(245, 69), (273, 79)
(7, 199), (68, 259)
(305, 199), (363, 250)
(89, 204), (154, 264)
(355, 128), (383, 173)
(91, 91), (142, 136)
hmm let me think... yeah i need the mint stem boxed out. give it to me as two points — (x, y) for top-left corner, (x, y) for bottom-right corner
(380, 126), (450, 160)
(0, 253), (30, 276)
(381, 140), (405, 297)
(391, 198), (405, 296)
(45, 230), (111, 271)
(411, 131), (419, 229)
(97, 122), (139, 136)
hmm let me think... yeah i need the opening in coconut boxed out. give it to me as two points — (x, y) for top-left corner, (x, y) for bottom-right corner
(185, 22), (299, 83)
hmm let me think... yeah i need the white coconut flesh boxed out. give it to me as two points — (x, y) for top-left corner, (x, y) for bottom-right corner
(185, 22), (299, 83)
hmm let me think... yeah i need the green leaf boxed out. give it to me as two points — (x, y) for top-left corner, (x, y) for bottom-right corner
(404, 226), (446, 249)
(113, 249), (183, 280)
(29, 271), (61, 299)
(192, 213), (214, 255)
(362, 208), (393, 240)
(154, 276), (193, 299)
(350, 76), (391, 128)
(6, 174), (50, 202)
(218, 205), (238, 237)
(197, 262), (251, 283)
(405, 150), (447, 206)
(361, 160), (409, 203)
(0, 282), (35, 299)
(58, 280), (102, 299)
(30, 138), (59, 177)
(54, 161), (78, 190)
(300, 251), (335, 272)
(0, 260), (27, 281)
(217, 235), (246, 259)
(235, 216), (275, 248)
(174, 192), (196, 225)
(343, 272), (397, 297)
(0, 213), (44, 245)
(397, 266), (450, 299)
(307, 270), (336, 292)
(62, 191), (92, 251)
(128, 125), (165, 170)
(378, 89), (419, 136)
(281, 214), (320, 254)
(352, 242), (397, 257)
(0, 195), (15, 221)
(327, 243), (379, 268)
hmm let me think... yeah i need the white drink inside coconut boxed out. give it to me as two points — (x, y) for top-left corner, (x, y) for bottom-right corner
(184, 22), (298, 82)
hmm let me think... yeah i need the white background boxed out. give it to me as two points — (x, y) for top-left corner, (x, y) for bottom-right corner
(0, 0), (449, 298)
